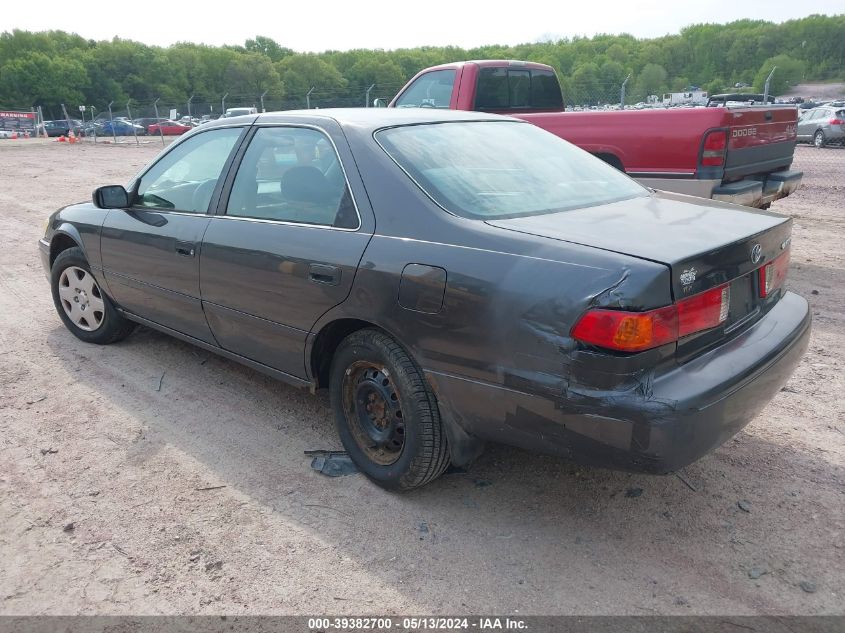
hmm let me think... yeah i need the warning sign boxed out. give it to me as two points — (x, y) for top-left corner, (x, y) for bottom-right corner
(0, 111), (36, 132)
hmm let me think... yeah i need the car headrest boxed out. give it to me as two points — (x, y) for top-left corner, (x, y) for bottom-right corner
(280, 166), (335, 204)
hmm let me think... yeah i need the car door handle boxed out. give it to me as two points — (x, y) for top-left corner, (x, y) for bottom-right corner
(175, 241), (196, 257)
(309, 263), (341, 286)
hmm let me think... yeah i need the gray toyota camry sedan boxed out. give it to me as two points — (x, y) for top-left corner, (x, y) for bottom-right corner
(39, 109), (811, 490)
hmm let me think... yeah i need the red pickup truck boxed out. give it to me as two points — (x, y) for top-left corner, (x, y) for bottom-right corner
(388, 60), (803, 208)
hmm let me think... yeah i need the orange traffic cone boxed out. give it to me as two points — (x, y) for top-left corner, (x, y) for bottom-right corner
(58, 135), (66, 142)
(68, 129), (76, 144)
(10, 132), (17, 140)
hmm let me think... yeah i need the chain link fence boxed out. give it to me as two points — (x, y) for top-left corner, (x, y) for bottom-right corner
(13, 79), (842, 188)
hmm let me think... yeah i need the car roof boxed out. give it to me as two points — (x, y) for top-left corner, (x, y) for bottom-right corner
(239, 107), (513, 132)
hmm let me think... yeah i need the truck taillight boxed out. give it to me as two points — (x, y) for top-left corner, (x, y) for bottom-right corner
(571, 284), (731, 353)
(759, 250), (790, 298)
(701, 130), (727, 167)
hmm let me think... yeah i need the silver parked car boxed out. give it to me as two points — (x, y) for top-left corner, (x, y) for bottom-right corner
(797, 106), (845, 147)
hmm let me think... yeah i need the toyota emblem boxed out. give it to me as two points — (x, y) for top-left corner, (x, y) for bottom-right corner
(750, 243), (762, 264)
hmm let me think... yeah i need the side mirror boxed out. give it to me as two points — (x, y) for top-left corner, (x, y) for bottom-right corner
(373, 98), (388, 108)
(93, 185), (129, 209)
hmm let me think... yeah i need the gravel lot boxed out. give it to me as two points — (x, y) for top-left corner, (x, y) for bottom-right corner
(0, 140), (842, 615)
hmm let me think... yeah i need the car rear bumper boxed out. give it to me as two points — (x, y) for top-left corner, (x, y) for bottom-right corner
(712, 170), (803, 207)
(638, 170), (802, 208)
(427, 291), (811, 473)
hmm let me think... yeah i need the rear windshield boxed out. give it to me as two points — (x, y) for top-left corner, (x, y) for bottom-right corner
(376, 121), (647, 220)
(475, 68), (563, 110)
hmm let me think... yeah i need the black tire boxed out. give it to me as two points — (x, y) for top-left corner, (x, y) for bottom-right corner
(814, 130), (826, 148)
(329, 328), (449, 491)
(51, 246), (136, 344)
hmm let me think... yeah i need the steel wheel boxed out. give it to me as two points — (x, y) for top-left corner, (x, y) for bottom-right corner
(342, 361), (406, 466)
(57, 266), (105, 332)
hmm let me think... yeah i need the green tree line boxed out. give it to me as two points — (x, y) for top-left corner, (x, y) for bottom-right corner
(1, 14), (843, 116)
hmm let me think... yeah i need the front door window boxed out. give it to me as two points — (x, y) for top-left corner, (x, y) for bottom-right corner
(136, 127), (242, 212)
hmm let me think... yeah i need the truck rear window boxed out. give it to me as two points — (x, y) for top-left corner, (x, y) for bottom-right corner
(475, 68), (563, 110)
(376, 121), (646, 220)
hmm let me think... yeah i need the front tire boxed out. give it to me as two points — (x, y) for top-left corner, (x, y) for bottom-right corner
(814, 130), (826, 148)
(329, 329), (450, 491)
(50, 246), (136, 344)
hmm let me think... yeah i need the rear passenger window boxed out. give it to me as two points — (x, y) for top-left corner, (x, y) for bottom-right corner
(225, 127), (358, 229)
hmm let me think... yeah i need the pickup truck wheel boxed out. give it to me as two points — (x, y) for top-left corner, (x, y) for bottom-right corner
(814, 130), (826, 148)
(51, 247), (136, 344)
(329, 328), (450, 491)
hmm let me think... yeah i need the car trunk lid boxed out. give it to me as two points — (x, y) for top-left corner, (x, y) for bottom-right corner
(487, 190), (792, 342)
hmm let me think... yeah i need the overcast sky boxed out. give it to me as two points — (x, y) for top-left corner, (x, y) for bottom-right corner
(9, 0), (843, 52)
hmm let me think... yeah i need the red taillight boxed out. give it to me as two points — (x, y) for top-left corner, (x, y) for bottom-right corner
(571, 284), (731, 352)
(701, 130), (727, 167)
(570, 306), (677, 352)
(830, 118), (844, 125)
(759, 249), (790, 297)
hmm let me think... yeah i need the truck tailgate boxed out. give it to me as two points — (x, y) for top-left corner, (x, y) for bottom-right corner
(722, 107), (798, 180)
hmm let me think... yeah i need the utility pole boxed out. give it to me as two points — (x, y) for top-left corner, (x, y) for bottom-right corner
(90, 106), (97, 142)
(127, 100), (139, 146)
(763, 67), (776, 104)
(620, 74), (631, 110)
(107, 101), (117, 143)
(260, 90), (268, 113)
(153, 98), (165, 146)
(187, 94), (194, 121)
(221, 92), (229, 114)
(365, 84), (376, 107)
(306, 86), (315, 109)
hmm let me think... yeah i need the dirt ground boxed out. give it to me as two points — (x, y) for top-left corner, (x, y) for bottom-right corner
(782, 82), (845, 100)
(0, 139), (842, 616)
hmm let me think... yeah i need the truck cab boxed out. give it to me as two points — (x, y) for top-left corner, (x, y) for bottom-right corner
(390, 60), (802, 208)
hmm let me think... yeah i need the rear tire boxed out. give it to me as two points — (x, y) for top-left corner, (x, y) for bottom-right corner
(814, 130), (826, 148)
(329, 328), (449, 491)
(51, 247), (136, 344)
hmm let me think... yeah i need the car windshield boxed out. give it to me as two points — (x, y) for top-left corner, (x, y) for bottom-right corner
(376, 121), (647, 219)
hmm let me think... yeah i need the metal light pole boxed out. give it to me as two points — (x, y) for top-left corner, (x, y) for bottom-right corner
(260, 90), (268, 113)
(90, 106), (97, 143)
(60, 103), (73, 136)
(620, 74), (631, 110)
(153, 97), (165, 146)
(306, 86), (315, 109)
(127, 100), (139, 145)
(365, 84), (376, 107)
(763, 67), (777, 104)
(221, 92), (229, 114)
(187, 94), (194, 122)
(107, 101), (117, 142)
